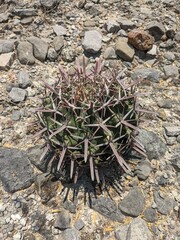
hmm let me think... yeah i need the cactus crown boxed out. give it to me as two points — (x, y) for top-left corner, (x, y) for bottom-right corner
(34, 57), (146, 184)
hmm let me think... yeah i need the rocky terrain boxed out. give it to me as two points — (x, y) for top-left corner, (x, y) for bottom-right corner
(0, 0), (180, 239)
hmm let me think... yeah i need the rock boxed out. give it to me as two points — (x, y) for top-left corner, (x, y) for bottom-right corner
(12, 110), (21, 121)
(22, 233), (36, 240)
(127, 217), (152, 240)
(0, 52), (15, 70)
(165, 136), (176, 145)
(175, 32), (180, 42)
(118, 18), (136, 30)
(115, 37), (135, 61)
(53, 36), (64, 52)
(103, 46), (117, 59)
(91, 197), (124, 222)
(171, 155), (180, 172)
(128, 31), (154, 50)
(163, 65), (179, 79)
(146, 45), (158, 57)
(12, 8), (37, 17)
(77, 0), (86, 8)
(30, 210), (46, 232)
(136, 129), (167, 160)
(27, 145), (55, 172)
(53, 25), (67, 36)
(17, 41), (35, 65)
(104, 19), (120, 33)
(47, 47), (58, 61)
(57, 228), (80, 240)
(40, 0), (59, 8)
(131, 68), (160, 83)
(0, 13), (9, 23)
(54, 211), (71, 230)
(157, 99), (173, 108)
(144, 207), (157, 222)
(177, 135), (180, 143)
(0, 148), (34, 193)
(146, 21), (165, 41)
(61, 48), (76, 62)
(27, 37), (48, 62)
(21, 17), (34, 25)
(0, 40), (14, 54)
(18, 70), (31, 89)
(115, 225), (129, 240)
(63, 201), (76, 214)
(154, 191), (175, 215)
(164, 126), (180, 136)
(164, 52), (175, 62)
(9, 87), (27, 103)
(82, 30), (102, 53)
(74, 219), (85, 230)
(119, 187), (144, 217)
(134, 160), (152, 180)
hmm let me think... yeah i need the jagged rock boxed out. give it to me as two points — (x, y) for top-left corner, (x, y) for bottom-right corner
(0, 148), (34, 193)
(164, 126), (180, 136)
(12, 8), (37, 17)
(17, 41), (35, 65)
(27, 36), (49, 62)
(154, 191), (175, 215)
(131, 68), (161, 83)
(119, 187), (144, 217)
(54, 211), (71, 230)
(53, 25), (67, 36)
(115, 37), (135, 61)
(0, 52), (15, 70)
(134, 160), (152, 180)
(136, 129), (167, 160)
(127, 217), (152, 240)
(40, 0), (59, 8)
(128, 31), (155, 50)
(18, 70), (31, 89)
(53, 36), (64, 52)
(118, 18), (136, 30)
(9, 87), (27, 103)
(146, 21), (166, 41)
(104, 19), (120, 33)
(0, 40), (15, 54)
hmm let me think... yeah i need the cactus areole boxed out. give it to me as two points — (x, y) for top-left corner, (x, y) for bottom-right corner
(34, 57), (147, 184)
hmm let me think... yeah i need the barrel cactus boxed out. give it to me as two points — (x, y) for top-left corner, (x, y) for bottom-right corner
(34, 57), (146, 184)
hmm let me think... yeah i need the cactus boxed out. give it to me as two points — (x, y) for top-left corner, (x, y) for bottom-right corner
(34, 57), (146, 184)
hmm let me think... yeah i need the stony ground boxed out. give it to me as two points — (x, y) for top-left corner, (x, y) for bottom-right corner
(0, 0), (180, 239)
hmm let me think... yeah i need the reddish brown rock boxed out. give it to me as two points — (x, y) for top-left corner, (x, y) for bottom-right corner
(128, 31), (155, 51)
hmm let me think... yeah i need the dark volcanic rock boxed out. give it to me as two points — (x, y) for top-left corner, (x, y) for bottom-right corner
(91, 197), (124, 222)
(119, 187), (145, 217)
(154, 191), (175, 215)
(136, 129), (167, 160)
(54, 211), (71, 230)
(0, 148), (34, 193)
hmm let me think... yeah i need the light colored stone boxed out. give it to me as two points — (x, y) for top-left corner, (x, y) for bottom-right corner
(0, 40), (14, 54)
(27, 36), (48, 62)
(103, 46), (117, 59)
(53, 25), (67, 36)
(165, 126), (180, 136)
(82, 30), (102, 53)
(115, 37), (135, 61)
(0, 52), (15, 70)
(9, 87), (27, 103)
(127, 217), (152, 240)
